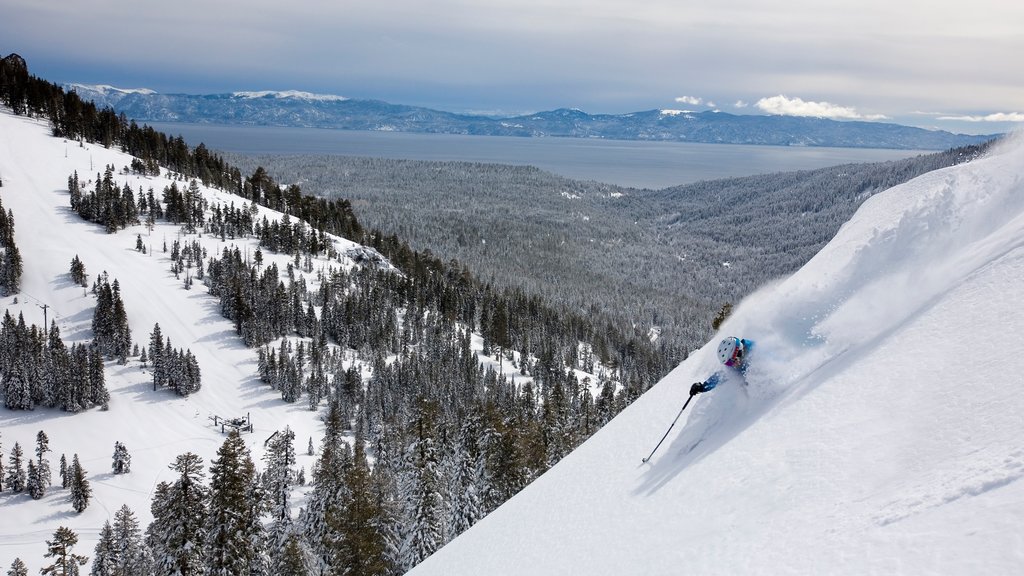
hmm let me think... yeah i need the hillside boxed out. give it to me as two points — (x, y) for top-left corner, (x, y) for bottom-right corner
(66, 83), (995, 150)
(0, 104), (645, 574)
(236, 144), (990, 356)
(410, 135), (1024, 574)
(0, 107), (363, 572)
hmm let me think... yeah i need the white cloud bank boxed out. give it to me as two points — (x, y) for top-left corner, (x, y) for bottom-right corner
(937, 112), (1024, 123)
(755, 95), (888, 120)
(675, 95), (716, 108)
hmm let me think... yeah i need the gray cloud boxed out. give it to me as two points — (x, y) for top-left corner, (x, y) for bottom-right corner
(3, 0), (1022, 133)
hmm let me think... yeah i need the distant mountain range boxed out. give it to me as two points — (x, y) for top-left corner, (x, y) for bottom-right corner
(67, 83), (996, 150)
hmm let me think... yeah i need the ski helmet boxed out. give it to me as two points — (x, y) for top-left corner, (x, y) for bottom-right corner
(717, 337), (744, 367)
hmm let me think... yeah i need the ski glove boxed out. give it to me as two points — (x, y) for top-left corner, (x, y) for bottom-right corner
(689, 382), (704, 396)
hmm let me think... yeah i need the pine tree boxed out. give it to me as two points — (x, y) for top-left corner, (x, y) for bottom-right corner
(69, 255), (87, 288)
(40, 526), (88, 576)
(5, 442), (25, 493)
(69, 454), (91, 513)
(275, 532), (313, 576)
(111, 504), (149, 576)
(147, 452), (208, 576)
(327, 437), (391, 576)
(205, 431), (266, 576)
(447, 416), (485, 538)
(400, 405), (444, 571)
(59, 454), (69, 489)
(300, 402), (349, 570)
(91, 521), (117, 576)
(35, 430), (52, 490)
(7, 558), (28, 576)
(26, 460), (43, 500)
(111, 442), (131, 474)
(148, 323), (164, 391)
(263, 426), (296, 523)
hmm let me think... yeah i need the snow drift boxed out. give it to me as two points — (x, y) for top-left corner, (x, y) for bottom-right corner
(412, 134), (1024, 575)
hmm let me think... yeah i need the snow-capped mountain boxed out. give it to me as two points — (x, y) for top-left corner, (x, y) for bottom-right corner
(410, 134), (1024, 574)
(64, 83), (996, 150)
(231, 90), (349, 102)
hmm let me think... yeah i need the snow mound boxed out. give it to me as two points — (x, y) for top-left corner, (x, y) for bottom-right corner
(412, 133), (1024, 574)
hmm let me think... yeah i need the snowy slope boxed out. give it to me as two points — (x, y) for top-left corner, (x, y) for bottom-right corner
(0, 109), (363, 571)
(0, 108), (608, 572)
(0, 107), (413, 572)
(411, 135), (1024, 575)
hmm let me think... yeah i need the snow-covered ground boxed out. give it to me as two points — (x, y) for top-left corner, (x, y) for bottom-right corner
(0, 108), (354, 571)
(411, 135), (1024, 574)
(0, 108), (593, 572)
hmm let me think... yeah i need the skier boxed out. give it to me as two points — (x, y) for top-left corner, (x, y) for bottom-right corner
(689, 336), (754, 396)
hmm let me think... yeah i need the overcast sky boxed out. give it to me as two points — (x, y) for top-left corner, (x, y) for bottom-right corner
(3, 0), (1022, 134)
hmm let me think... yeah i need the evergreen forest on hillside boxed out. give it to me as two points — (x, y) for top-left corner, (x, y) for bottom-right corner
(1, 52), (679, 574)
(229, 140), (991, 352)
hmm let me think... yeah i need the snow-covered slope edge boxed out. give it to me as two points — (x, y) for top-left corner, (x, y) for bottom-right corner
(0, 108), (368, 571)
(411, 134), (1024, 575)
(0, 103), (442, 573)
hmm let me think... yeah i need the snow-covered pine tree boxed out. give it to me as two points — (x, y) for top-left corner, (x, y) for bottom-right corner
(69, 454), (90, 513)
(206, 431), (266, 576)
(274, 532), (315, 576)
(88, 344), (109, 409)
(5, 441), (25, 493)
(91, 521), (117, 576)
(26, 460), (43, 500)
(148, 323), (164, 391)
(326, 429), (391, 576)
(447, 415), (486, 538)
(59, 454), (68, 489)
(399, 405), (444, 571)
(40, 526), (88, 576)
(111, 504), (150, 576)
(35, 430), (51, 489)
(0, 200), (23, 296)
(300, 402), (350, 571)
(69, 255), (87, 288)
(263, 426), (296, 523)
(146, 452), (208, 576)
(111, 442), (131, 474)
(6, 557), (28, 576)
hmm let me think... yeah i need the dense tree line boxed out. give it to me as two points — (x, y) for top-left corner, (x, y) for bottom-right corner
(68, 167), (140, 233)
(146, 323), (202, 397)
(0, 195), (23, 295)
(0, 312), (108, 412)
(91, 275), (132, 362)
(1, 53), (242, 192)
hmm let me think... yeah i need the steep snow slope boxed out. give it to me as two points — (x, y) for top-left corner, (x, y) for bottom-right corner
(0, 109), (364, 571)
(412, 135), (1024, 575)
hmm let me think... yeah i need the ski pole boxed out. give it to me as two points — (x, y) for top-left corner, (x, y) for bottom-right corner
(641, 392), (695, 463)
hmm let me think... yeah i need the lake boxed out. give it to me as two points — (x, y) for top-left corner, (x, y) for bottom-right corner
(149, 122), (931, 190)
